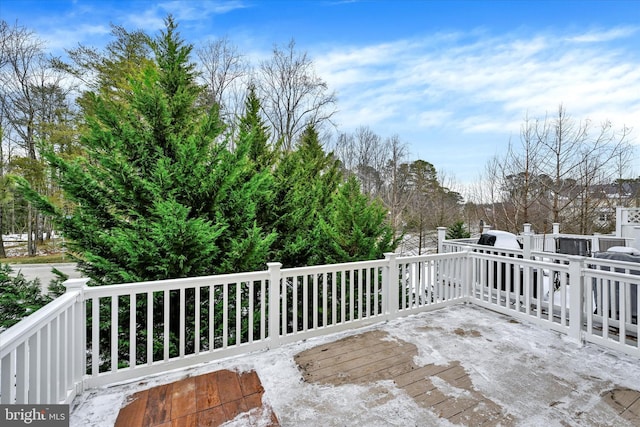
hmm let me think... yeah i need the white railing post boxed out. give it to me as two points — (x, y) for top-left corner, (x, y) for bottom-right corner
(522, 224), (532, 259)
(633, 226), (640, 252)
(463, 246), (473, 300)
(384, 253), (398, 319)
(553, 223), (560, 235)
(267, 262), (282, 349)
(616, 206), (623, 237)
(568, 256), (585, 345)
(64, 278), (90, 396)
(437, 227), (447, 253)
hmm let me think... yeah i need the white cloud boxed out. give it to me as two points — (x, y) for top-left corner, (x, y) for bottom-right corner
(566, 26), (638, 43)
(158, 0), (248, 21)
(314, 27), (640, 144)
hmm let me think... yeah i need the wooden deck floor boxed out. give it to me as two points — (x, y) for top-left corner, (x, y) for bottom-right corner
(295, 329), (514, 426)
(73, 305), (640, 426)
(294, 328), (640, 426)
(114, 369), (278, 427)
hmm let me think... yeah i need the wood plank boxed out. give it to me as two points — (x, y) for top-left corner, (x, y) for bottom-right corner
(222, 398), (249, 420)
(171, 413), (196, 427)
(293, 330), (391, 362)
(143, 383), (172, 426)
(435, 362), (467, 383)
(197, 405), (227, 427)
(170, 377), (196, 420)
(114, 391), (148, 427)
(244, 392), (263, 409)
(414, 388), (448, 407)
(347, 354), (415, 383)
(238, 370), (263, 396)
(301, 342), (408, 383)
(394, 364), (453, 388)
(217, 369), (243, 403)
(447, 398), (510, 426)
(608, 387), (640, 409)
(195, 371), (221, 411)
(295, 336), (398, 373)
(403, 378), (435, 398)
(432, 396), (477, 419)
(356, 360), (416, 384)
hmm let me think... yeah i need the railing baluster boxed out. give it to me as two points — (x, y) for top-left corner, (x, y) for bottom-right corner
(281, 276), (287, 336)
(348, 269), (354, 321)
(147, 291), (153, 365)
(603, 281), (610, 340)
(209, 286), (214, 350)
(223, 283), (228, 347)
(313, 274), (319, 327)
(260, 279), (266, 340)
(248, 281), (254, 343)
(130, 293), (136, 368)
(179, 288), (185, 358)
(322, 273), (328, 326)
(92, 297), (99, 376)
(195, 286), (201, 354)
(1, 349), (14, 403)
(356, 269), (362, 318)
(235, 282), (241, 345)
(163, 290), (169, 361)
(30, 331), (40, 402)
(365, 268), (371, 315)
(111, 296), (118, 372)
(340, 270), (346, 324)
(41, 323), (50, 403)
(16, 343), (27, 403)
(300, 274), (305, 332)
(58, 310), (66, 401)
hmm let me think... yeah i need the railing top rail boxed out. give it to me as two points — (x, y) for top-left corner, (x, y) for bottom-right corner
(445, 242), (524, 255)
(468, 250), (571, 270)
(397, 251), (469, 263)
(281, 258), (387, 275)
(83, 270), (271, 298)
(588, 257), (640, 270)
(585, 267), (640, 282)
(0, 290), (80, 358)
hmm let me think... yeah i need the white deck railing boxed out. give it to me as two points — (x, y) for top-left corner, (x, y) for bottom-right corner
(1, 248), (639, 406)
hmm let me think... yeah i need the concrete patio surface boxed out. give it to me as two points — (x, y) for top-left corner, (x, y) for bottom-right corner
(71, 304), (640, 426)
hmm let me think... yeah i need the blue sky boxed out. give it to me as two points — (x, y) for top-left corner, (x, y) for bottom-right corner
(2, 0), (639, 186)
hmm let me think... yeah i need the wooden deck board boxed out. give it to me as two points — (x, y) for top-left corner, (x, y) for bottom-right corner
(295, 329), (514, 426)
(116, 370), (278, 427)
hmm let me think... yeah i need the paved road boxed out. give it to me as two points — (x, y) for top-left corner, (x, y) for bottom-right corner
(8, 263), (84, 293)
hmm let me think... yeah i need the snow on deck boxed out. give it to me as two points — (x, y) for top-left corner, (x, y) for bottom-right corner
(70, 305), (640, 426)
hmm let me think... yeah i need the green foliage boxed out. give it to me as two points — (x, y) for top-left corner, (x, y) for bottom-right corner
(446, 221), (471, 239)
(19, 16), (398, 289)
(0, 264), (50, 330)
(47, 267), (69, 297)
(20, 17), (275, 284)
(271, 125), (342, 267)
(318, 175), (399, 264)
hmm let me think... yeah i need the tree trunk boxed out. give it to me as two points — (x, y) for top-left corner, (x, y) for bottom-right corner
(27, 204), (36, 256)
(0, 206), (6, 258)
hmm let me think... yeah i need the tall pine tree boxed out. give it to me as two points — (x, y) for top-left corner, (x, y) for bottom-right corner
(318, 175), (399, 264)
(20, 16), (275, 284)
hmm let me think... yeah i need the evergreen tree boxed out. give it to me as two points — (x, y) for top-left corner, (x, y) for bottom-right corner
(446, 221), (471, 239)
(318, 175), (399, 264)
(19, 16), (274, 284)
(0, 264), (50, 330)
(237, 84), (276, 171)
(272, 124), (342, 267)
